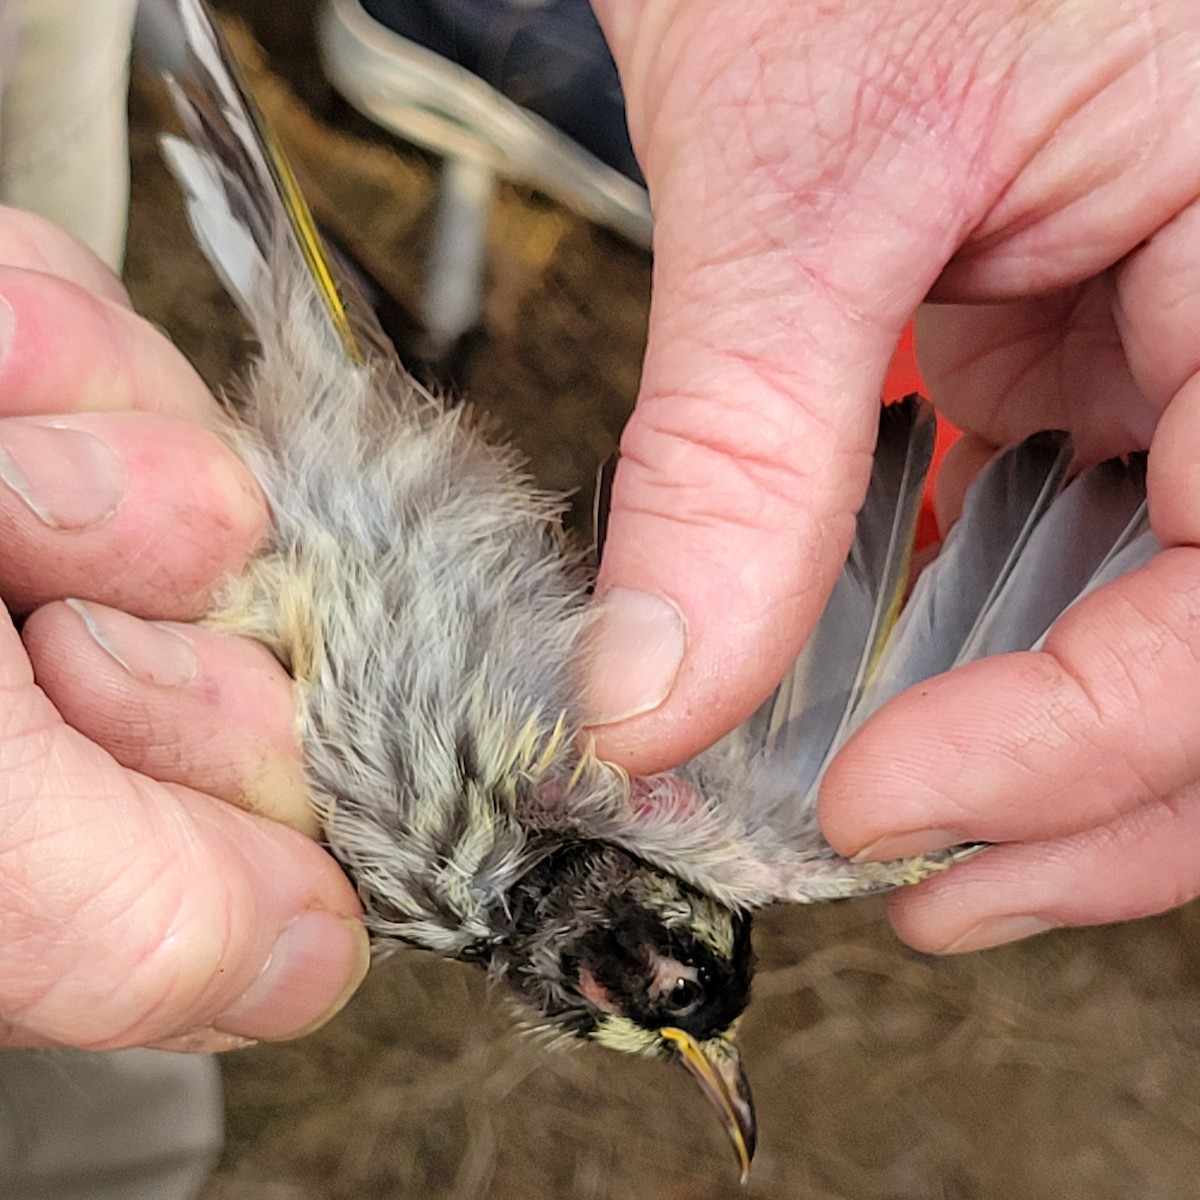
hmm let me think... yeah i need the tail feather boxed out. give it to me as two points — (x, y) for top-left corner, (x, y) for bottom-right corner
(159, 134), (267, 326)
(149, 0), (359, 357)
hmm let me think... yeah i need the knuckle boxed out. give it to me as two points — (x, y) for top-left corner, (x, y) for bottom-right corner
(1042, 550), (1200, 796)
(616, 374), (856, 540)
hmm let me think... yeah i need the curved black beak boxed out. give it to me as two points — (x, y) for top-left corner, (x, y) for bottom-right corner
(660, 1027), (756, 1182)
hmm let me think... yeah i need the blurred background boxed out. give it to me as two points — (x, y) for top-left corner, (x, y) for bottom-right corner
(123, 3), (1200, 1197)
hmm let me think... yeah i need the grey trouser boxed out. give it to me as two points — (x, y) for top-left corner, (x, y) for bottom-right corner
(1, 1050), (223, 1200)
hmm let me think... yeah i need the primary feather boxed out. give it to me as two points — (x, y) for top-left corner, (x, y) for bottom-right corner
(762, 399), (935, 795)
(852, 430), (1074, 719)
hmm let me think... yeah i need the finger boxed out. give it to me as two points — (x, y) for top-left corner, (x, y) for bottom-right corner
(0, 411), (267, 618)
(578, 68), (985, 775)
(0, 266), (219, 422)
(886, 779), (1200, 953)
(0, 205), (132, 307)
(0, 605), (366, 1050)
(819, 547), (1200, 856)
(915, 164), (1200, 466)
(1114, 196), (1200, 415)
(914, 287), (1157, 463)
(1135, 295), (1200, 553)
(23, 600), (312, 836)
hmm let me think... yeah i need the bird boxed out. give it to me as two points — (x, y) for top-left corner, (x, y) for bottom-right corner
(146, 0), (1158, 1177)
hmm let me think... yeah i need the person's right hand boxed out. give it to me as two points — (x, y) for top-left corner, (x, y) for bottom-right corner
(0, 207), (367, 1052)
(586, 0), (1200, 953)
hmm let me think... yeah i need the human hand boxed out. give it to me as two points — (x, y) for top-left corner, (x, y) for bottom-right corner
(0, 207), (366, 1050)
(585, 0), (1200, 950)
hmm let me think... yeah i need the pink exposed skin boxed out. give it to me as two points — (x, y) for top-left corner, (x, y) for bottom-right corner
(629, 773), (706, 820)
(0, 208), (366, 1051)
(584, 0), (1200, 952)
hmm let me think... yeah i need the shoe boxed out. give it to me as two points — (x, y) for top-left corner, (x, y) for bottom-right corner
(318, 0), (651, 356)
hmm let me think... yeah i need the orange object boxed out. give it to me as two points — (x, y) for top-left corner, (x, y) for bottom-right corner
(885, 323), (958, 549)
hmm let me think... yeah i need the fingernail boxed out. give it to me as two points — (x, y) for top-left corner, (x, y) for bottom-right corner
(149, 1028), (258, 1054)
(214, 912), (371, 1041)
(850, 827), (965, 863)
(583, 588), (686, 726)
(939, 915), (1054, 954)
(0, 419), (126, 528)
(66, 599), (199, 687)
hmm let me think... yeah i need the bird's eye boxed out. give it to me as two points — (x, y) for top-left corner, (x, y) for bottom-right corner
(665, 976), (704, 1015)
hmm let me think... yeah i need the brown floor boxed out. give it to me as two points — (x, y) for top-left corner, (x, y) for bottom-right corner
(124, 6), (1200, 1198)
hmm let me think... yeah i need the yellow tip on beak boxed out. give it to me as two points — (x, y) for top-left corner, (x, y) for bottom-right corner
(660, 1027), (756, 1182)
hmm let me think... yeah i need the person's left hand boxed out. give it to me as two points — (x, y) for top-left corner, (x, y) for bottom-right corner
(0, 207), (366, 1051)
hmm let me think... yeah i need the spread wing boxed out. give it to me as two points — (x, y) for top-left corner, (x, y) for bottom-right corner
(589, 413), (1155, 908)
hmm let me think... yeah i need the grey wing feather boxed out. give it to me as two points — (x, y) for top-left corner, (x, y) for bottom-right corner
(1074, 518), (1160, 596)
(1083, 503), (1153, 591)
(1030, 502), (1159, 650)
(761, 397), (935, 798)
(851, 430), (1074, 721)
(954, 455), (1147, 660)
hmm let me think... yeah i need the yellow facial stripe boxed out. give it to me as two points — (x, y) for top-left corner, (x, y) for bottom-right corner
(625, 873), (735, 958)
(592, 1015), (741, 1061)
(591, 1014), (662, 1057)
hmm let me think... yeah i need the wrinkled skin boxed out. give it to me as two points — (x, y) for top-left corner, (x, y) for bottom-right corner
(6, 0), (1200, 1052)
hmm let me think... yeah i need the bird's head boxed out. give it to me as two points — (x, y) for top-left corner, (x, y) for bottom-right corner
(487, 840), (757, 1177)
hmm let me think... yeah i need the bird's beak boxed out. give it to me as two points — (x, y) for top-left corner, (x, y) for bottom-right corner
(660, 1027), (756, 1181)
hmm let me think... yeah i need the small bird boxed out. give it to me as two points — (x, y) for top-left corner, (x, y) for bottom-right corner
(148, 0), (1158, 1177)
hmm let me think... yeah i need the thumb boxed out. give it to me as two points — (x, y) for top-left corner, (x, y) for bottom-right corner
(581, 285), (888, 775)
(582, 4), (976, 774)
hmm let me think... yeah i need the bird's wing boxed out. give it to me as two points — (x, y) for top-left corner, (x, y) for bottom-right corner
(145, 0), (382, 364)
(849, 430), (1074, 717)
(758, 397), (936, 801)
(589, 418), (1155, 909)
